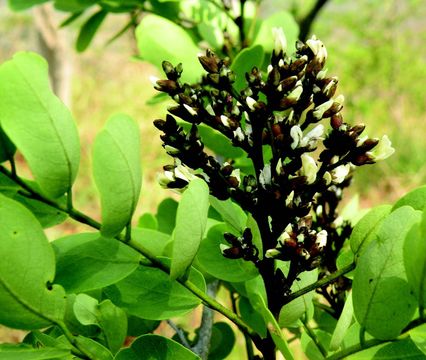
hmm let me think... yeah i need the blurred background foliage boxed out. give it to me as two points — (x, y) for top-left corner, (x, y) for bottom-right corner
(0, 0), (425, 355)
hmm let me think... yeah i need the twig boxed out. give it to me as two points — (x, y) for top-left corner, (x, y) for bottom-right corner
(167, 320), (192, 349)
(284, 263), (355, 304)
(302, 317), (327, 358)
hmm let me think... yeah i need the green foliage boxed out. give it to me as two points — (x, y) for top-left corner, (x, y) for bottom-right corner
(1, 2), (426, 359)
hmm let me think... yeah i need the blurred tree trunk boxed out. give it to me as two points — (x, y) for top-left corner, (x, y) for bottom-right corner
(298, 0), (330, 41)
(33, 4), (72, 107)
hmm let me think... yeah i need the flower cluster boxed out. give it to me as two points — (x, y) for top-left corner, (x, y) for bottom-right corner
(153, 29), (394, 303)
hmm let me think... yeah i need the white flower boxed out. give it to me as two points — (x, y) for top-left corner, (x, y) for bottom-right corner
(230, 169), (241, 184)
(246, 97), (257, 110)
(290, 125), (303, 149)
(220, 115), (230, 127)
(367, 135), (395, 161)
(312, 99), (334, 120)
(265, 248), (281, 258)
(315, 230), (328, 249)
(285, 190), (294, 206)
(287, 81), (303, 101)
(357, 135), (369, 147)
(277, 230), (291, 243)
(323, 171), (332, 186)
(331, 164), (351, 184)
(259, 164), (272, 188)
(164, 145), (180, 155)
(300, 154), (318, 184)
(205, 104), (215, 116)
(300, 124), (325, 149)
(306, 35), (327, 63)
(149, 75), (159, 86)
(267, 64), (274, 74)
(272, 27), (287, 55)
(276, 158), (283, 175)
(317, 69), (328, 80)
(183, 104), (197, 116)
(233, 127), (245, 142)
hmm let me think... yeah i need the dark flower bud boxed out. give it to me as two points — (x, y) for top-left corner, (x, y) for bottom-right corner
(162, 61), (175, 77)
(198, 54), (219, 73)
(350, 123), (366, 137)
(279, 76), (298, 93)
(330, 113), (343, 129)
(352, 153), (375, 166)
(154, 79), (178, 93)
(289, 55), (308, 74)
(268, 66), (281, 86)
(153, 119), (166, 131)
(359, 138), (379, 152)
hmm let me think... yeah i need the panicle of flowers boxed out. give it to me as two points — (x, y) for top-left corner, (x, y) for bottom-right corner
(153, 29), (394, 281)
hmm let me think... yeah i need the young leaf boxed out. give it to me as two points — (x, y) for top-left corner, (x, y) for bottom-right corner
(393, 185), (426, 211)
(252, 11), (299, 54)
(231, 45), (265, 92)
(0, 52), (80, 198)
(409, 323), (426, 355)
(403, 209), (426, 310)
(104, 259), (206, 320)
(329, 293), (353, 351)
(135, 14), (203, 83)
(196, 223), (258, 282)
(0, 344), (72, 359)
(209, 196), (247, 233)
(156, 197), (178, 234)
(208, 322), (236, 360)
(0, 194), (66, 330)
(92, 114), (142, 238)
(350, 204), (392, 256)
(74, 336), (113, 360)
(279, 269), (318, 328)
(115, 334), (200, 360)
(76, 10), (108, 52)
(352, 206), (420, 340)
(170, 178), (209, 280)
(53, 233), (141, 293)
(249, 293), (295, 360)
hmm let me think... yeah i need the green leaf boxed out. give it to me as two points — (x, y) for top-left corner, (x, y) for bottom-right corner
(209, 197), (247, 233)
(208, 322), (235, 360)
(393, 185), (426, 211)
(0, 127), (16, 163)
(137, 213), (158, 230)
(0, 52), (80, 198)
(329, 293), (353, 351)
(238, 296), (267, 338)
(127, 316), (160, 337)
(104, 259), (206, 320)
(10, 193), (67, 228)
(231, 45), (264, 92)
(301, 329), (330, 360)
(156, 198), (178, 234)
(92, 114), (142, 238)
(252, 11), (299, 54)
(132, 228), (170, 257)
(246, 214), (263, 259)
(352, 206), (420, 340)
(345, 338), (426, 359)
(63, 294), (99, 337)
(196, 223), (258, 282)
(115, 334), (200, 360)
(409, 323), (426, 356)
(0, 194), (66, 330)
(279, 269), (318, 327)
(171, 178), (209, 280)
(73, 294), (98, 326)
(54, 0), (96, 12)
(76, 10), (108, 52)
(75, 336), (113, 360)
(0, 344), (71, 360)
(53, 233), (141, 293)
(7, 0), (48, 10)
(97, 299), (127, 354)
(136, 14), (203, 83)
(350, 205), (392, 256)
(249, 293), (294, 360)
(403, 209), (426, 309)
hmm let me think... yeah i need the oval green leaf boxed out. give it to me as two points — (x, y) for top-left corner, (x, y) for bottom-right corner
(393, 185), (426, 211)
(104, 259), (206, 320)
(135, 14), (203, 83)
(352, 206), (420, 340)
(53, 233), (141, 293)
(92, 114), (142, 238)
(209, 197), (247, 233)
(231, 45), (264, 92)
(196, 223), (258, 282)
(329, 293), (353, 351)
(409, 323), (426, 356)
(0, 344), (71, 360)
(208, 322), (236, 360)
(75, 336), (113, 360)
(171, 178), (209, 280)
(0, 194), (66, 330)
(0, 52), (80, 198)
(350, 205), (392, 256)
(403, 209), (426, 309)
(115, 334), (200, 360)
(132, 228), (170, 257)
